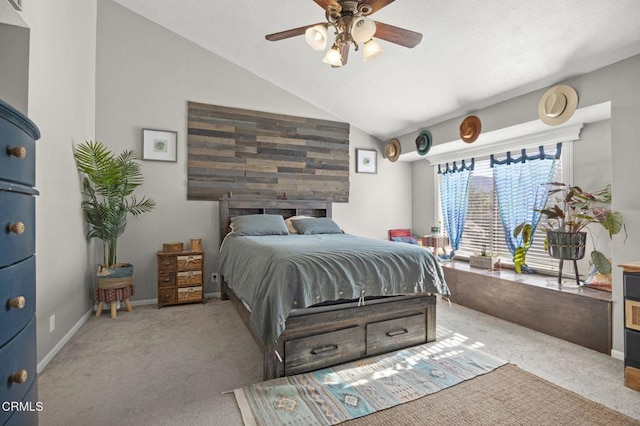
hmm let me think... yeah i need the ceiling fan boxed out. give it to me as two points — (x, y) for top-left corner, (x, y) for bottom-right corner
(265, 0), (423, 67)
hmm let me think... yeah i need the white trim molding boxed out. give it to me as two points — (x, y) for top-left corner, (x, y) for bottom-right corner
(400, 101), (611, 164)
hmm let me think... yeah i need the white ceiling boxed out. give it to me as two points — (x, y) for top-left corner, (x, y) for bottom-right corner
(112, 0), (640, 141)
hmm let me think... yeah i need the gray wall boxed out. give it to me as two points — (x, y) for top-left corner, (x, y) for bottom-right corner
(403, 56), (640, 354)
(94, 0), (413, 303)
(0, 1), (30, 113)
(18, 0), (98, 367)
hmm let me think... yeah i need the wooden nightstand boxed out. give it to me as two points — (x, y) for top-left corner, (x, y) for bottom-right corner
(156, 250), (204, 307)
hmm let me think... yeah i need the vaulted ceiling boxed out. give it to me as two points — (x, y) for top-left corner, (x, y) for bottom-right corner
(112, 0), (640, 141)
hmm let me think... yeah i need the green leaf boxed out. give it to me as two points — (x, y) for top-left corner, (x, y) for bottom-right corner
(513, 247), (526, 274)
(603, 211), (623, 237)
(591, 250), (612, 275)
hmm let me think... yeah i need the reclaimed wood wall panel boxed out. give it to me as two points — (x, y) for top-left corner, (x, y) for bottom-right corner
(187, 102), (350, 201)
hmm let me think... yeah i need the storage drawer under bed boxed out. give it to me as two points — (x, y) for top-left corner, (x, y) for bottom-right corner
(366, 313), (427, 356)
(285, 326), (365, 376)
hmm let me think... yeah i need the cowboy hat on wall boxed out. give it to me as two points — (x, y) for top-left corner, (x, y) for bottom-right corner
(415, 130), (433, 156)
(538, 85), (579, 126)
(460, 115), (481, 143)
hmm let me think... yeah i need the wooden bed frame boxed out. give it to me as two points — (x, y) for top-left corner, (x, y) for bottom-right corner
(218, 198), (438, 380)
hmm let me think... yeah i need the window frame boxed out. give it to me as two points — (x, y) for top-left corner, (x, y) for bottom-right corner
(432, 128), (577, 274)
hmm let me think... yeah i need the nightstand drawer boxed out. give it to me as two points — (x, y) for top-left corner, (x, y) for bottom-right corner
(158, 272), (176, 288)
(177, 254), (202, 271)
(0, 256), (36, 346)
(177, 270), (202, 286)
(158, 288), (176, 305)
(177, 286), (203, 302)
(0, 318), (36, 425)
(157, 256), (177, 272)
(625, 273), (640, 300)
(0, 190), (35, 267)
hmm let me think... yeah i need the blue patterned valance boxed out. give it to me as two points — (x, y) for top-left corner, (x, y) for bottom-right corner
(490, 143), (562, 167)
(438, 158), (475, 174)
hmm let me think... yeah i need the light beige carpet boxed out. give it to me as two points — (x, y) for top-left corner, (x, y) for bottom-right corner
(343, 364), (640, 426)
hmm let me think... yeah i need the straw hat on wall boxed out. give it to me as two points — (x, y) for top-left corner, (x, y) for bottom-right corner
(538, 85), (579, 126)
(385, 138), (401, 162)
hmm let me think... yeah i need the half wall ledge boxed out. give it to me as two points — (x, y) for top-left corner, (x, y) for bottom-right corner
(442, 260), (612, 354)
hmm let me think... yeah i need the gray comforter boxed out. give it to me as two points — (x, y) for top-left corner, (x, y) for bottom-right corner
(218, 233), (449, 345)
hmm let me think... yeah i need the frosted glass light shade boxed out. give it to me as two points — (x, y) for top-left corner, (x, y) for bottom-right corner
(352, 17), (376, 43)
(305, 25), (328, 50)
(362, 39), (383, 62)
(322, 47), (343, 66)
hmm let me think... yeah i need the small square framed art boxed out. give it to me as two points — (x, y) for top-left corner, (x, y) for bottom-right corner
(142, 129), (177, 162)
(356, 148), (377, 174)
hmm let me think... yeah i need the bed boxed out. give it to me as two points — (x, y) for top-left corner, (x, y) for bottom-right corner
(218, 198), (450, 380)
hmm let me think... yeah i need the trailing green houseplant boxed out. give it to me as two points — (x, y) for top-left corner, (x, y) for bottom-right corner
(515, 182), (624, 275)
(74, 140), (156, 268)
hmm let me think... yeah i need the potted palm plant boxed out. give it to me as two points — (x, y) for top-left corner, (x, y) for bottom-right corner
(515, 182), (623, 277)
(74, 140), (156, 289)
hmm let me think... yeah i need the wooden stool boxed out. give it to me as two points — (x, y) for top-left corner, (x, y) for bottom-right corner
(94, 284), (134, 318)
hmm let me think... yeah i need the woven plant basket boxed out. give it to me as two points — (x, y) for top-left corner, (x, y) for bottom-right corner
(547, 231), (587, 260)
(97, 263), (133, 289)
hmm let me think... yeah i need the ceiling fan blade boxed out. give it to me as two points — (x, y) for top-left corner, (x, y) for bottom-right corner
(364, 0), (396, 14)
(265, 23), (325, 41)
(373, 21), (423, 48)
(313, 0), (341, 12)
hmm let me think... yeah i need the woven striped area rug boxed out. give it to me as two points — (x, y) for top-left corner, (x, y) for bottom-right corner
(233, 336), (506, 425)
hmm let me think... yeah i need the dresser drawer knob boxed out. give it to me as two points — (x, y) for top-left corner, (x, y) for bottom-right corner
(163, 262), (171, 267)
(9, 296), (26, 309)
(9, 222), (25, 235)
(11, 370), (28, 384)
(163, 277), (171, 282)
(7, 146), (27, 159)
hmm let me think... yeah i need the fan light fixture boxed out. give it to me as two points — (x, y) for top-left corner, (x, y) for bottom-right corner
(266, 0), (424, 68)
(305, 25), (327, 51)
(305, 2), (379, 67)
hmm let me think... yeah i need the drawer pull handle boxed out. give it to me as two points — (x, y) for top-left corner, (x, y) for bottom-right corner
(11, 370), (28, 384)
(310, 344), (339, 355)
(7, 146), (27, 159)
(9, 222), (25, 235)
(163, 262), (171, 266)
(386, 329), (409, 337)
(163, 277), (171, 282)
(9, 296), (26, 309)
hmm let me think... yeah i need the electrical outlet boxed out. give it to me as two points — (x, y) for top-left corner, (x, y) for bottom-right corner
(49, 314), (55, 333)
(211, 272), (219, 283)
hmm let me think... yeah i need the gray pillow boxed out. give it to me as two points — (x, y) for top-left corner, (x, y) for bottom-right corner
(230, 214), (289, 236)
(292, 217), (343, 235)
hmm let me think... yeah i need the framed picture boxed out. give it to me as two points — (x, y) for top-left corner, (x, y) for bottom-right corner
(142, 129), (177, 162)
(356, 149), (377, 174)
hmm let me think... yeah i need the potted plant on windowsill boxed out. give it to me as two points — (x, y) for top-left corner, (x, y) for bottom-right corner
(74, 141), (156, 289)
(515, 182), (624, 278)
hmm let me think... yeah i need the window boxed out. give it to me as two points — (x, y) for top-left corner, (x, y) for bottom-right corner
(444, 144), (566, 273)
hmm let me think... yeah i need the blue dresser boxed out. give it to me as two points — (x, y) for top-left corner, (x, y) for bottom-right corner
(0, 99), (40, 426)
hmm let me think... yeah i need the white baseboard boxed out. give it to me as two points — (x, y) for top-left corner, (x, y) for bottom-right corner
(37, 309), (92, 374)
(611, 349), (624, 360)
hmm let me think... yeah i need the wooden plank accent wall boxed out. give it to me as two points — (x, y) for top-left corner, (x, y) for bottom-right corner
(187, 102), (350, 201)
